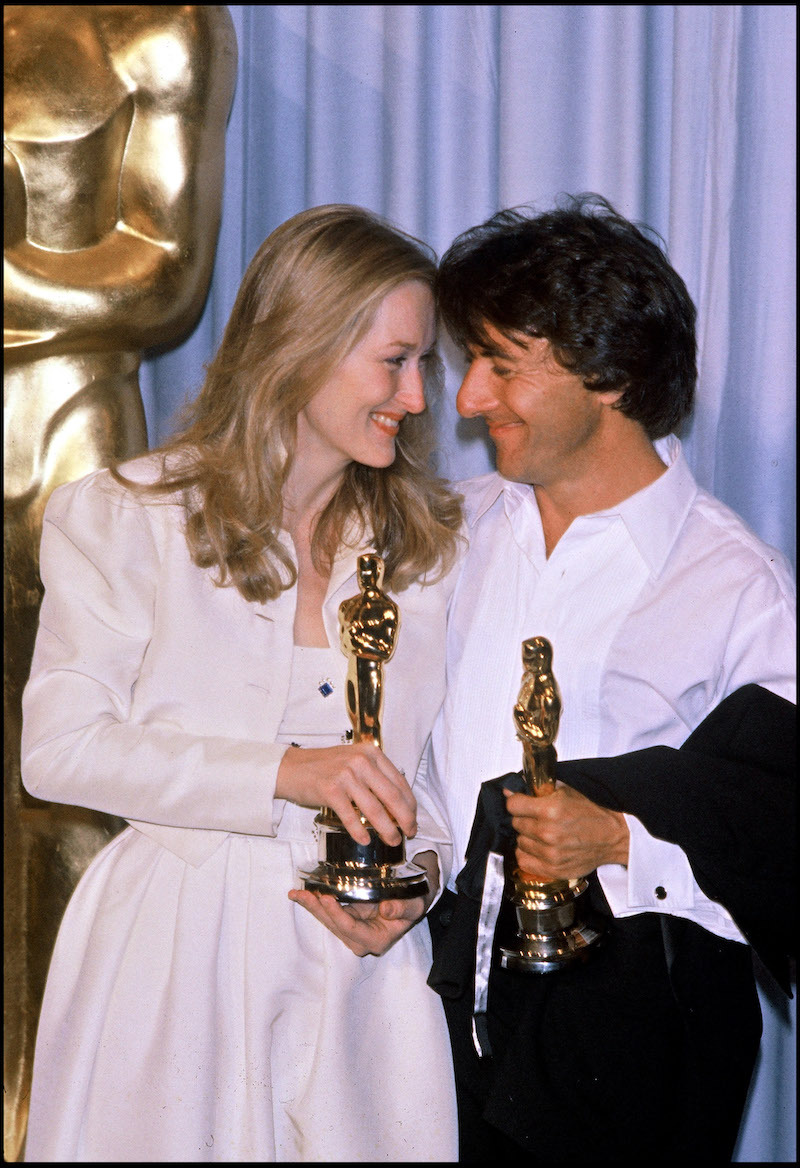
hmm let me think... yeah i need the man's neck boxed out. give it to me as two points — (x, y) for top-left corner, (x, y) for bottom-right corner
(533, 431), (668, 557)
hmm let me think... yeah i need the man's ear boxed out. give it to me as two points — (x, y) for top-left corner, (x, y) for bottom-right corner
(596, 386), (625, 407)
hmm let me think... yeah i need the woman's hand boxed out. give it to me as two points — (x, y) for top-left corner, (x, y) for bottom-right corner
(276, 743), (416, 845)
(288, 851), (439, 956)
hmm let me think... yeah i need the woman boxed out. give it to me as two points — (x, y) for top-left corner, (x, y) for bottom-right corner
(21, 205), (463, 1162)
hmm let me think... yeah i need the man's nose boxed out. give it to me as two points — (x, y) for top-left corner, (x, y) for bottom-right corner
(456, 360), (496, 418)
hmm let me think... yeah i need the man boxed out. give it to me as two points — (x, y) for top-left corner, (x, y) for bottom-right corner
(425, 195), (796, 1162)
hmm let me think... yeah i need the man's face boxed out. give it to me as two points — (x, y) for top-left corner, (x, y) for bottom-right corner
(456, 323), (620, 488)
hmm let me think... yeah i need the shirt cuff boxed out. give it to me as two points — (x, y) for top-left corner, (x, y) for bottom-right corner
(597, 815), (747, 943)
(598, 812), (697, 915)
(270, 797), (289, 834)
(408, 836), (452, 912)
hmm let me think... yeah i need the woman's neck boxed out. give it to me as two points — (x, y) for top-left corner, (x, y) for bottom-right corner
(282, 452), (346, 537)
(283, 456), (344, 648)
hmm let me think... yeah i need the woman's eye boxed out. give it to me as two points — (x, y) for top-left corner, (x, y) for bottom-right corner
(386, 355), (406, 367)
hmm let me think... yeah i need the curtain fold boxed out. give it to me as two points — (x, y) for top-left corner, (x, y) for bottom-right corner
(139, 9), (796, 1159)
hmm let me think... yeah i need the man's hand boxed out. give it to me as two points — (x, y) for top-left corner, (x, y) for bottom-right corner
(505, 785), (629, 880)
(289, 850), (439, 956)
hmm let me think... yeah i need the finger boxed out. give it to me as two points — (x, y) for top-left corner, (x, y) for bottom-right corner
(378, 896), (424, 923)
(508, 812), (546, 845)
(288, 888), (329, 916)
(514, 830), (539, 853)
(359, 748), (418, 830)
(288, 889), (417, 956)
(342, 901), (379, 922)
(289, 890), (389, 956)
(344, 788), (402, 847)
(289, 889), (368, 942)
(505, 795), (539, 822)
(292, 889), (383, 933)
(504, 790), (548, 818)
(344, 753), (417, 844)
(330, 797), (374, 846)
(356, 745), (417, 806)
(330, 756), (405, 845)
(516, 853), (555, 881)
(514, 822), (565, 862)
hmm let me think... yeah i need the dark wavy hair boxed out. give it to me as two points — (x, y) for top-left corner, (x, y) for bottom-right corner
(436, 193), (697, 438)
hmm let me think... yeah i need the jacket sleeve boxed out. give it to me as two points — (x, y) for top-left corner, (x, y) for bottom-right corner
(21, 473), (288, 844)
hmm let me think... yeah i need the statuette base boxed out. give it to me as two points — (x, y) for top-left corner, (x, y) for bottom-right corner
(300, 811), (429, 903)
(300, 860), (430, 903)
(499, 876), (605, 973)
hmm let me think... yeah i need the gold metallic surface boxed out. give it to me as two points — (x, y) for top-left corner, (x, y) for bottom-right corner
(300, 555), (428, 902)
(3, 7), (237, 1159)
(513, 635), (561, 801)
(500, 637), (605, 972)
(339, 553), (400, 749)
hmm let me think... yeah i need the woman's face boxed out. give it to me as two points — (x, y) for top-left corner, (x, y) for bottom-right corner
(296, 280), (436, 480)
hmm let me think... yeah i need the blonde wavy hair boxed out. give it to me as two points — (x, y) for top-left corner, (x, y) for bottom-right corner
(116, 205), (463, 602)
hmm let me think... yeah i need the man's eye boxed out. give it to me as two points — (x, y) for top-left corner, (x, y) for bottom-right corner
(492, 365), (513, 378)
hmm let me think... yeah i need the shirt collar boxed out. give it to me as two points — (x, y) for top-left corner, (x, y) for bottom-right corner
(463, 436), (698, 578)
(603, 435), (698, 576)
(463, 471), (527, 524)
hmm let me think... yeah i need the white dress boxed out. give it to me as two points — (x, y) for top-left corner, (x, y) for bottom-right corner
(24, 643), (457, 1163)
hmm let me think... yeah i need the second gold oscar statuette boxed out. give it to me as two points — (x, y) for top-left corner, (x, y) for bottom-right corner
(499, 637), (605, 972)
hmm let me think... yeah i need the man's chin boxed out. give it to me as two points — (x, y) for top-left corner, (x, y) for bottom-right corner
(494, 455), (530, 484)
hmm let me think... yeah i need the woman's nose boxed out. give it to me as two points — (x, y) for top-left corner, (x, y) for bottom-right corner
(397, 367), (426, 414)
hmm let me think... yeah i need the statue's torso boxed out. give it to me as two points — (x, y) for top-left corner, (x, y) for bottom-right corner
(4, 7), (132, 251)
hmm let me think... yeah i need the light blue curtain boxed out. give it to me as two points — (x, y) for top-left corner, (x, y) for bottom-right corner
(140, 7), (797, 1160)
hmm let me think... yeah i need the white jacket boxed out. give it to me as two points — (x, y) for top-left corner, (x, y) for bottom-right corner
(22, 457), (457, 880)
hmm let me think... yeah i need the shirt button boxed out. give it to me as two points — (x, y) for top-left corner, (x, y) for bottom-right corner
(655, 886), (667, 900)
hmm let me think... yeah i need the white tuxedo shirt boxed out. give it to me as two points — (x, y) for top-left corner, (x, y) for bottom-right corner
(426, 436), (796, 942)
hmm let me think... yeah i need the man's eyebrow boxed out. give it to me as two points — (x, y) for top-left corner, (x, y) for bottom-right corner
(473, 342), (516, 361)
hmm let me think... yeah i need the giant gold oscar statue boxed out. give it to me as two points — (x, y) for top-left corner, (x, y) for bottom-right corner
(3, 7), (237, 1159)
(301, 554), (429, 902)
(499, 637), (605, 972)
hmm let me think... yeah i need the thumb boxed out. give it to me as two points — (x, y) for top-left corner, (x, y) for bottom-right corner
(379, 898), (410, 921)
(380, 897), (423, 923)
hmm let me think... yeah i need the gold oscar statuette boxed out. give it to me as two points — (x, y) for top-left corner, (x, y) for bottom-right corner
(499, 637), (605, 972)
(299, 554), (429, 902)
